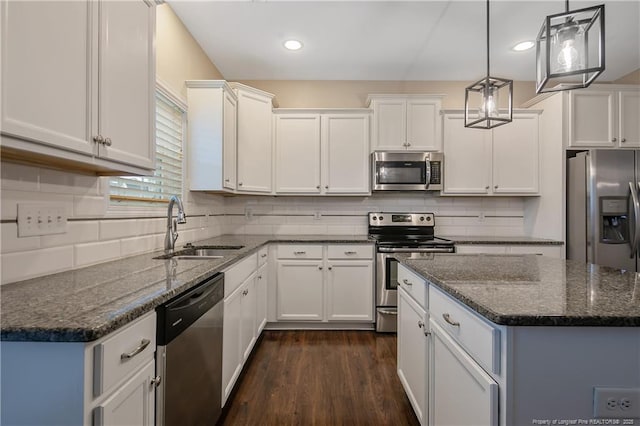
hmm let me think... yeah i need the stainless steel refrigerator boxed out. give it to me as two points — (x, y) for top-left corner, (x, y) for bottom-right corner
(567, 150), (639, 272)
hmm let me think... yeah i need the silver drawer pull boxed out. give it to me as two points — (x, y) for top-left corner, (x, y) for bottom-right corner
(402, 279), (412, 286)
(442, 313), (460, 327)
(121, 339), (151, 360)
(261, 254), (267, 258)
(344, 251), (357, 255)
(417, 320), (424, 328)
(150, 376), (162, 389)
(294, 251), (306, 255)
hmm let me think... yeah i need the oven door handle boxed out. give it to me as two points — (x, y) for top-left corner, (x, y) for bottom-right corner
(377, 247), (455, 253)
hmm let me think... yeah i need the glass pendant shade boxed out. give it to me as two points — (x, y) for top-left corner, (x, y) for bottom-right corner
(536, 4), (605, 93)
(465, 77), (513, 129)
(464, 0), (513, 129)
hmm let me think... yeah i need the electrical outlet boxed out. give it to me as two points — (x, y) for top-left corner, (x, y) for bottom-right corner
(594, 387), (640, 418)
(17, 203), (67, 237)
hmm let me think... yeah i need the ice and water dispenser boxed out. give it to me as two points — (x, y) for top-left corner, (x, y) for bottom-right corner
(599, 197), (629, 243)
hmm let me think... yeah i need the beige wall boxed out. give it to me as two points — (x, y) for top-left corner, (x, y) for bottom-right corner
(237, 80), (537, 109)
(156, 4), (224, 99)
(615, 69), (640, 85)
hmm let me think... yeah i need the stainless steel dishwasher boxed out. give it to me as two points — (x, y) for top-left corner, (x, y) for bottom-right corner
(156, 273), (224, 426)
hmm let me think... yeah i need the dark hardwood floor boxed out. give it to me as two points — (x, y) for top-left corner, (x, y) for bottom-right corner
(220, 330), (420, 426)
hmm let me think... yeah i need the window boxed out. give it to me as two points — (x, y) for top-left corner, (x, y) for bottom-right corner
(109, 86), (185, 205)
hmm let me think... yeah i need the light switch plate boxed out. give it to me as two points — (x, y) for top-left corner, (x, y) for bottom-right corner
(17, 203), (67, 237)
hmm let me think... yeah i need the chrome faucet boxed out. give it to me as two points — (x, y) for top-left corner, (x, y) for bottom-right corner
(164, 195), (187, 253)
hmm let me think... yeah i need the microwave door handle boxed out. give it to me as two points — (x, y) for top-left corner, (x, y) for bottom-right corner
(628, 181), (640, 258)
(425, 160), (432, 189)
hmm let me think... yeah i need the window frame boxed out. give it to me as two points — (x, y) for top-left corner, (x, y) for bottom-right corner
(106, 80), (187, 217)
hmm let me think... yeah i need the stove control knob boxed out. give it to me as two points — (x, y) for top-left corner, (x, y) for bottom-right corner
(379, 216), (384, 221)
(372, 216), (378, 221)
(419, 216), (424, 221)
(426, 216), (432, 222)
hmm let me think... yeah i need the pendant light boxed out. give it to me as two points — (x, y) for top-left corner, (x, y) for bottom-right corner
(535, 1), (605, 93)
(465, 0), (513, 129)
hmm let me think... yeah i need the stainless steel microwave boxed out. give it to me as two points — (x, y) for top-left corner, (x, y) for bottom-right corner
(371, 151), (443, 191)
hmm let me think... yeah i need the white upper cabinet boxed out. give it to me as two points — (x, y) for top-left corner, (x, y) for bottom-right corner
(186, 81), (237, 192)
(568, 86), (640, 148)
(368, 95), (443, 151)
(275, 114), (321, 193)
(232, 83), (275, 193)
(443, 112), (540, 196)
(1, 0), (155, 174)
(273, 110), (371, 195)
(321, 113), (370, 194)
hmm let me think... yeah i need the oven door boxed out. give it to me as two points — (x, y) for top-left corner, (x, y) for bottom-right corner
(376, 252), (399, 307)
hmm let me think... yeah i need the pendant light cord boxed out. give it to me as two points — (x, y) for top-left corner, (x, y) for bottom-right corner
(486, 0), (490, 77)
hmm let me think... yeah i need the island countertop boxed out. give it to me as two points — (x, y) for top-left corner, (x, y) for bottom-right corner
(399, 254), (640, 327)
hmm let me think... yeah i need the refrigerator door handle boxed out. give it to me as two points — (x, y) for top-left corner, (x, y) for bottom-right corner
(629, 181), (640, 258)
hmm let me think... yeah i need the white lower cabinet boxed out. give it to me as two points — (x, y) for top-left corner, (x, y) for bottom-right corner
(398, 285), (429, 425)
(430, 320), (498, 426)
(221, 250), (268, 407)
(93, 359), (155, 426)
(275, 244), (374, 323)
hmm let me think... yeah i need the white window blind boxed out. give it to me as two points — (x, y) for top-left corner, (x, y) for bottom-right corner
(109, 90), (184, 205)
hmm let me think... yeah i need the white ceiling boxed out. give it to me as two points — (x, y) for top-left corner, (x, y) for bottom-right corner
(168, 1), (640, 82)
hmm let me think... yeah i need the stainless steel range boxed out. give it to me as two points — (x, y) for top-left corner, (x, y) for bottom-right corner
(369, 212), (455, 332)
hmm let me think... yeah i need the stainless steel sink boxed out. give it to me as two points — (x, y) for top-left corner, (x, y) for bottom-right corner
(153, 245), (244, 260)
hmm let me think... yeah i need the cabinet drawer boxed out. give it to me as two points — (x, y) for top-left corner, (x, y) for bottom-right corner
(257, 246), (269, 266)
(93, 313), (156, 397)
(277, 244), (323, 259)
(429, 286), (500, 374)
(327, 244), (373, 259)
(224, 253), (257, 297)
(397, 264), (427, 310)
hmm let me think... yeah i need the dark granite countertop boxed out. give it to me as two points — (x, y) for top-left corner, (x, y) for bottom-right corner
(0, 235), (372, 342)
(399, 254), (640, 327)
(450, 236), (563, 245)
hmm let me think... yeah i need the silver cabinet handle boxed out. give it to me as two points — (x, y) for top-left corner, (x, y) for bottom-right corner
(621, 138), (627, 143)
(344, 251), (357, 255)
(402, 278), (412, 286)
(612, 137), (617, 142)
(258, 275), (262, 280)
(104, 137), (112, 147)
(150, 376), (162, 389)
(407, 142), (411, 147)
(242, 289), (248, 296)
(316, 185), (320, 189)
(325, 185), (329, 189)
(261, 254), (267, 258)
(417, 320), (424, 328)
(238, 182), (243, 186)
(93, 135), (104, 144)
(294, 251), (306, 255)
(424, 330), (431, 337)
(328, 266), (332, 270)
(121, 339), (151, 360)
(485, 186), (490, 190)
(225, 178), (230, 182)
(494, 185), (498, 189)
(318, 266), (323, 270)
(442, 313), (460, 327)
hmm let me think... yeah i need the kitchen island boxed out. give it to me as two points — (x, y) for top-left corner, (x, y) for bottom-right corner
(396, 254), (640, 426)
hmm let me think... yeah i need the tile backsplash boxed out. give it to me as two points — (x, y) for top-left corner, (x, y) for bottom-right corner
(1, 162), (525, 284)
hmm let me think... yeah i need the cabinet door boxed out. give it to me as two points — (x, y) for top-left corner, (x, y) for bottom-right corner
(240, 273), (257, 361)
(237, 90), (273, 192)
(93, 360), (155, 426)
(276, 261), (324, 321)
(372, 99), (407, 150)
(443, 114), (492, 194)
(256, 263), (268, 334)
(1, 0), (95, 155)
(326, 260), (373, 321)
(618, 90), (640, 148)
(492, 114), (539, 194)
(406, 98), (442, 151)
(97, 0), (155, 169)
(430, 320), (498, 426)
(398, 286), (428, 425)
(321, 114), (370, 194)
(222, 286), (243, 405)
(275, 114), (321, 193)
(223, 91), (237, 189)
(568, 90), (616, 148)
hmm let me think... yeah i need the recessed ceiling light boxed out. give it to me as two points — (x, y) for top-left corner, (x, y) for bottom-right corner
(512, 41), (535, 52)
(283, 40), (303, 51)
